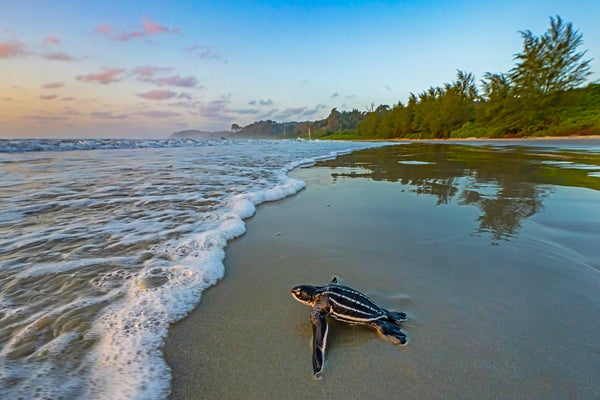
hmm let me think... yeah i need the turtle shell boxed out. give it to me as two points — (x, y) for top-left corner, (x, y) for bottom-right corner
(320, 285), (386, 323)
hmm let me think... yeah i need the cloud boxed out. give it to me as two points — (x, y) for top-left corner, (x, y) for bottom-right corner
(185, 45), (219, 60)
(115, 30), (145, 42)
(257, 104), (328, 121)
(257, 109), (276, 119)
(43, 82), (65, 89)
(137, 110), (180, 118)
(133, 67), (199, 88)
(303, 104), (328, 116)
(96, 24), (113, 35)
(40, 94), (58, 100)
(44, 35), (61, 45)
(274, 107), (307, 120)
(169, 100), (198, 108)
(76, 67), (125, 85)
(249, 99), (274, 107)
(142, 18), (169, 35)
(0, 41), (25, 58)
(61, 97), (76, 102)
(96, 18), (179, 42)
(233, 108), (260, 115)
(138, 90), (177, 100)
(62, 107), (83, 116)
(189, 97), (233, 122)
(91, 111), (128, 119)
(153, 74), (198, 88)
(44, 52), (75, 61)
(134, 65), (172, 79)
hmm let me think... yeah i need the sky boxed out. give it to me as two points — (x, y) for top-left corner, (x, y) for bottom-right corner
(1, 0), (599, 139)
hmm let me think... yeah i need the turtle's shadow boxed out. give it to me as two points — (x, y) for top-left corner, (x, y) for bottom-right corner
(294, 318), (380, 349)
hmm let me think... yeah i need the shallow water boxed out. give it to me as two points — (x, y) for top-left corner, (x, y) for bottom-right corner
(0, 139), (383, 399)
(325, 141), (600, 247)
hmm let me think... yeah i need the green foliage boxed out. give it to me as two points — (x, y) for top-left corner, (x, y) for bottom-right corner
(354, 70), (479, 139)
(234, 108), (369, 139)
(509, 16), (592, 96)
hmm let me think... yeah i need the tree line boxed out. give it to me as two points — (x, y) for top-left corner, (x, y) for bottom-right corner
(234, 16), (598, 140)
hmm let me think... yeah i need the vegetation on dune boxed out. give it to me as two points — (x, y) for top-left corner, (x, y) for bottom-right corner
(233, 16), (599, 140)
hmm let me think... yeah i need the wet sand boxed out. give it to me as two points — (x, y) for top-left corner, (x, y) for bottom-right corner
(164, 145), (600, 399)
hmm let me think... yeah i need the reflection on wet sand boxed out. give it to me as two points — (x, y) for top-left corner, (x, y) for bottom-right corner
(323, 142), (600, 243)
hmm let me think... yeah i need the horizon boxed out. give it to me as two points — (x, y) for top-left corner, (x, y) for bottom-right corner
(2, 0), (599, 139)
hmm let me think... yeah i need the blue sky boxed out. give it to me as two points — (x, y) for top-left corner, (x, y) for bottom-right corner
(1, 0), (599, 138)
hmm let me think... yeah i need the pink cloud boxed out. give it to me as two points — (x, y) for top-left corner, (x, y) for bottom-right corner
(76, 67), (125, 85)
(40, 94), (58, 100)
(45, 52), (75, 61)
(154, 74), (198, 88)
(138, 90), (177, 100)
(0, 41), (25, 58)
(43, 82), (65, 89)
(96, 24), (113, 35)
(115, 30), (144, 42)
(134, 65), (172, 79)
(44, 35), (61, 45)
(96, 18), (179, 42)
(142, 18), (168, 35)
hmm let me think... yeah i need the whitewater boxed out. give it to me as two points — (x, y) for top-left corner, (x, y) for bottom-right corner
(0, 138), (386, 399)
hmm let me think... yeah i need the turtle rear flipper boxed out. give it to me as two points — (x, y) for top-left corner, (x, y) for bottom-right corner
(373, 320), (407, 345)
(385, 310), (407, 323)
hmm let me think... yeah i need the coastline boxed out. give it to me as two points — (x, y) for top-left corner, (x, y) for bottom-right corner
(164, 144), (600, 399)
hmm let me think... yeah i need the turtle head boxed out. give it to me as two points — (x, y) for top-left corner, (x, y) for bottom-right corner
(291, 285), (317, 305)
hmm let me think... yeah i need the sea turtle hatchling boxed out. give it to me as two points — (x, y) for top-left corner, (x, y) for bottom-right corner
(291, 276), (408, 379)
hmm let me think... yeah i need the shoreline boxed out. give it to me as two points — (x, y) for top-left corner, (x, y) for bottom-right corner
(164, 144), (600, 399)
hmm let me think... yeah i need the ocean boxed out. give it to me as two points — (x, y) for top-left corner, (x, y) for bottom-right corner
(0, 138), (385, 399)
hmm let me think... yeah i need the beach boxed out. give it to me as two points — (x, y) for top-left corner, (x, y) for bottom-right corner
(164, 143), (600, 399)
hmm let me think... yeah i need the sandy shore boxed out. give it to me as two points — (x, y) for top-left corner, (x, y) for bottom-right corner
(164, 146), (600, 399)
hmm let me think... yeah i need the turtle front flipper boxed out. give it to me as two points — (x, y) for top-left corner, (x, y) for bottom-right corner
(310, 305), (329, 379)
